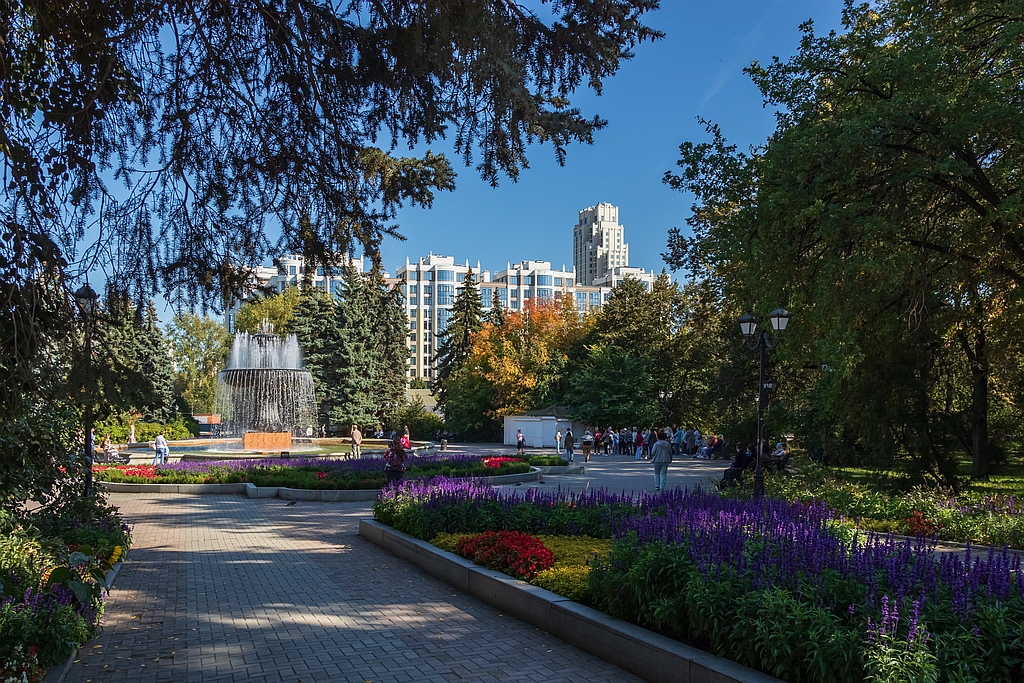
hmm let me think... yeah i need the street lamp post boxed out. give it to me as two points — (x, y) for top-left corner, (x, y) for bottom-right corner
(74, 283), (99, 498)
(739, 307), (791, 499)
(657, 390), (673, 426)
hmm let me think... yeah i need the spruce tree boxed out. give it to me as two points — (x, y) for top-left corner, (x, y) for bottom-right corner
(434, 268), (483, 405)
(330, 268), (380, 430)
(292, 288), (341, 431)
(365, 265), (408, 417)
(137, 301), (176, 422)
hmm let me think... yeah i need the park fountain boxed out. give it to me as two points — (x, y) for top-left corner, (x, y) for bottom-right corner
(214, 320), (317, 450)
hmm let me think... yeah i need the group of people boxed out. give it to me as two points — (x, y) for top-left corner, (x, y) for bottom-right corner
(553, 425), (729, 462)
(720, 440), (792, 487)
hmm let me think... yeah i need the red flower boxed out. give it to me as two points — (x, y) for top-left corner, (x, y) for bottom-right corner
(455, 531), (553, 580)
(482, 457), (524, 469)
(317, 471), (328, 480)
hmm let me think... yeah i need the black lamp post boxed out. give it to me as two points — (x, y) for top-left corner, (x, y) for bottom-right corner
(739, 306), (791, 499)
(74, 282), (99, 498)
(657, 390), (673, 426)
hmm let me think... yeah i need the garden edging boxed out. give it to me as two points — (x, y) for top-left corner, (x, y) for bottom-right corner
(96, 468), (542, 500)
(358, 519), (781, 683)
(43, 561), (124, 683)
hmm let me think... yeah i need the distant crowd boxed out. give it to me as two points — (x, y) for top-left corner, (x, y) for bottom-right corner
(549, 426), (727, 463)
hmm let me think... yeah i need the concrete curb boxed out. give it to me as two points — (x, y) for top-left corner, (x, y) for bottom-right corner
(359, 519), (781, 683)
(534, 465), (585, 475)
(96, 468), (544, 500)
(43, 560), (124, 683)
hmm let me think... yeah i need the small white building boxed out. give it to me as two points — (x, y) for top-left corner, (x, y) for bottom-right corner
(503, 406), (585, 449)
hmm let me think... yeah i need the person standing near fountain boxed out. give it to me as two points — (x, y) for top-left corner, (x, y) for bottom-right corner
(350, 424), (363, 459)
(383, 436), (406, 486)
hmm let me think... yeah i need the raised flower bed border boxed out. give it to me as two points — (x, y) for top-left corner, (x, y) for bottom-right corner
(358, 518), (781, 683)
(41, 561), (125, 683)
(97, 468), (543, 501)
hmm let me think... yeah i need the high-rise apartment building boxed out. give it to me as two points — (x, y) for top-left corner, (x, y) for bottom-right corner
(224, 254), (364, 333)
(573, 202), (628, 286)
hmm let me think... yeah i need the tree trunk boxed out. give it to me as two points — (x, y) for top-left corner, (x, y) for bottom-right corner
(969, 328), (988, 480)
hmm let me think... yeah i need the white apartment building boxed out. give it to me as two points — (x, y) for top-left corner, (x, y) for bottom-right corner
(594, 265), (657, 291)
(573, 202), (629, 286)
(224, 254), (364, 333)
(396, 254), (491, 380)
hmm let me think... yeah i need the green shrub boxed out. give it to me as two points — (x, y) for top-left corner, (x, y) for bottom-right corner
(95, 412), (199, 443)
(533, 565), (591, 601)
(525, 455), (570, 467)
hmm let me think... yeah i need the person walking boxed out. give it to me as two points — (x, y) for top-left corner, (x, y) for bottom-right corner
(565, 429), (575, 463)
(383, 436), (406, 486)
(350, 424), (363, 459)
(673, 425), (684, 456)
(650, 430), (673, 492)
(685, 427), (697, 457)
(555, 428), (563, 454)
(581, 429), (594, 462)
(128, 423), (136, 444)
(516, 429), (526, 455)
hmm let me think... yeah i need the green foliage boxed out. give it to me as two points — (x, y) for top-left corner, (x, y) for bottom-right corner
(434, 268), (484, 406)
(566, 343), (659, 427)
(387, 397), (444, 441)
(94, 413), (198, 443)
(442, 364), (502, 440)
(235, 286), (301, 335)
(291, 288), (340, 428)
(166, 313), (230, 415)
(524, 455), (569, 466)
(665, 0), (1024, 482)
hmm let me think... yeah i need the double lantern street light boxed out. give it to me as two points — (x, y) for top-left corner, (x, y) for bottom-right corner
(74, 282), (99, 498)
(739, 306), (791, 499)
(658, 390), (673, 426)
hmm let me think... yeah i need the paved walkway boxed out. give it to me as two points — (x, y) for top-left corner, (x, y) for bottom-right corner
(68, 494), (643, 683)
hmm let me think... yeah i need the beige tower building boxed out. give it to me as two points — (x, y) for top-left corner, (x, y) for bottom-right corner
(573, 202), (628, 286)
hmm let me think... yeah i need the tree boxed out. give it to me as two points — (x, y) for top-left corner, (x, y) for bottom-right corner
(566, 344), (659, 428)
(235, 286), (301, 335)
(166, 313), (230, 415)
(291, 288), (341, 430)
(364, 265), (408, 415)
(136, 301), (175, 422)
(331, 269), (381, 429)
(664, 0), (1024, 483)
(434, 268), (483, 405)
(1, 0), (660, 504)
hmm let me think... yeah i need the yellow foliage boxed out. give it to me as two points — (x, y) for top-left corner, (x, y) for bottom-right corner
(430, 532), (473, 553)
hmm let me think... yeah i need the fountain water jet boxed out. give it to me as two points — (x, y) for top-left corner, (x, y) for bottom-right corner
(214, 320), (317, 450)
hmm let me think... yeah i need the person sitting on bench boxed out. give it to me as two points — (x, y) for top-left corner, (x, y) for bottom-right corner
(721, 444), (753, 487)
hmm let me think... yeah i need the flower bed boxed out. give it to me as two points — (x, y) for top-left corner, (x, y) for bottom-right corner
(1, 499), (131, 682)
(727, 462), (1024, 549)
(93, 454), (532, 489)
(375, 477), (1024, 682)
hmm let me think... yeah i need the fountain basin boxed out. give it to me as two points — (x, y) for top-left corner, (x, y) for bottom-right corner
(243, 432), (292, 452)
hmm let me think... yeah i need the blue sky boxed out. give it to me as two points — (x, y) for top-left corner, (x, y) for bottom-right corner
(380, 1), (846, 277)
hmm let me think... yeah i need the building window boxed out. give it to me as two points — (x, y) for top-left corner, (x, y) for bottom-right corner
(497, 288), (508, 304)
(437, 308), (452, 331)
(510, 300), (519, 310)
(590, 292), (601, 307)
(537, 288), (552, 300)
(437, 270), (455, 282)
(480, 288), (493, 308)
(554, 278), (562, 286)
(424, 272), (434, 281)
(409, 320), (417, 330)
(409, 284), (418, 294)
(422, 284), (432, 295)
(289, 265), (296, 275)
(525, 275), (533, 285)
(510, 276), (519, 285)
(604, 292), (612, 302)
(575, 292), (587, 311)
(437, 284), (455, 306)
(510, 289), (518, 298)
(536, 275), (552, 286)
(409, 298), (418, 306)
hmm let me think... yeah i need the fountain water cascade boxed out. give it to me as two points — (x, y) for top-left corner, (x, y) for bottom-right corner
(214, 320), (317, 448)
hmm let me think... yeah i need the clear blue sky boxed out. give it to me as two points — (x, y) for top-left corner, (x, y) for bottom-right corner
(380, 0), (846, 277)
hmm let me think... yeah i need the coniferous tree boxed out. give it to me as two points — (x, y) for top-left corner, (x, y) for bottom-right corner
(292, 288), (342, 432)
(365, 265), (408, 419)
(434, 268), (483, 405)
(331, 268), (380, 430)
(137, 301), (175, 422)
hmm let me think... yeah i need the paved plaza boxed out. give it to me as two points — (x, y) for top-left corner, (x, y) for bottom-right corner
(72, 452), (727, 683)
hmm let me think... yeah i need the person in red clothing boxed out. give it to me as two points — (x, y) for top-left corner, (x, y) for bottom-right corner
(384, 436), (406, 486)
(634, 430), (644, 460)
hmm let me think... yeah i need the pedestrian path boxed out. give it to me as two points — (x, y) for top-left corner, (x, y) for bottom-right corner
(67, 494), (642, 683)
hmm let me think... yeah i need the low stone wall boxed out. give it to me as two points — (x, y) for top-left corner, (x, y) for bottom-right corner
(96, 468), (542, 500)
(358, 519), (781, 683)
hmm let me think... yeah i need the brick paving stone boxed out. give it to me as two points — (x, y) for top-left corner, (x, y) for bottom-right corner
(65, 494), (641, 683)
